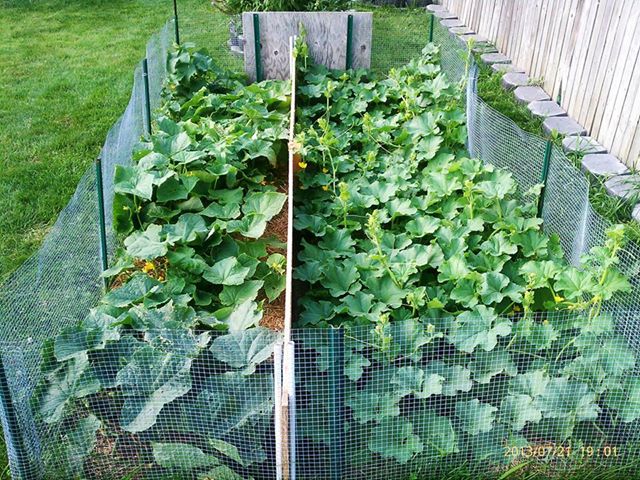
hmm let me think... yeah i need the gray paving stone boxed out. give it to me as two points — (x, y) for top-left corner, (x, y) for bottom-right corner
(604, 175), (640, 201)
(562, 136), (607, 154)
(527, 100), (567, 118)
(481, 52), (511, 65)
(492, 63), (525, 74)
(427, 4), (446, 11)
(581, 154), (629, 177)
(472, 44), (498, 54)
(459, 33), (489, 44)
(543, 116), (587, 136)
(514, 86), (550, 104)
(450, 26), (474, 35)
(434, 11), (457, 19)
(501, 73), (529, 90)
(441, 19), (465, 27)
(633, 204), (640, 223)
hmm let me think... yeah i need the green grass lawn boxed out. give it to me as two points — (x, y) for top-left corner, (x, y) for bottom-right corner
(0, 0), (238, 284)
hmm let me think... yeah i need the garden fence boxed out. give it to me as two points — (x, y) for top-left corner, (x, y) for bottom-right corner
(0, 10), (639, 480)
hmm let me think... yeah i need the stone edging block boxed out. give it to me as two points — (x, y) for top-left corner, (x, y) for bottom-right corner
(528, 101), (566, 118)
(562, 136), (607, 155)
(604, 175), (640, 201)
(502, 72), (529, 90)
(581, 154), (629, 178)
(492, 64), (525, 74)
(441, 19), (465, 27)
(481, 53), (511, 65)
(543, 116), (587, 136)
(450, 26), (474, 35)
(514, 86), (550, 104)
(434, 10), (457, 19)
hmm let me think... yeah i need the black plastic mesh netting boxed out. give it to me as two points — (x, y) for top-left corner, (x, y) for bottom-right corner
(0, 11), (639, 480)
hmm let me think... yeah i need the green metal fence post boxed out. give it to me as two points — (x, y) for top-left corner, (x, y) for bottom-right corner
(142, 59), (152, 136)
(328, 328), (345, 480)
(429, 13), (435, 43)
(346, 14), (354, 70)
(173, 0), (180, 44)
(0, 355), (30, 480)
(95, 156), (108, 291)
(537, 139), (553, 218)
(253, 14), (263, 82)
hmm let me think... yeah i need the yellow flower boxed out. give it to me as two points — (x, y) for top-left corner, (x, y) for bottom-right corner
(554, 295), (564, 303)
(143, 262), (155, 273)
(513, 305), (522, 313)
(298, 161), (308, 169)
(322, 167), (329, 173)
(322, 185), (329, 191)
(543, 319), (550, 325)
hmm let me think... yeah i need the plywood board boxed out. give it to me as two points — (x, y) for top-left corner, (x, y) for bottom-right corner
(242, 12), (372, 82)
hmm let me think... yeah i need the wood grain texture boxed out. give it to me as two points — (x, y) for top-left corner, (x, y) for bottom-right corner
(442, 0), (640, 168)
(242, 12), (372, 82)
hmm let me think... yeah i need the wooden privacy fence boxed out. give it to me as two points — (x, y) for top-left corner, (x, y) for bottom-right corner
(441, 0), (640, 168)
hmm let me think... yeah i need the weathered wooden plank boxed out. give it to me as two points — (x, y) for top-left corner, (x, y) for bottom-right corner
(590, 0), (635, 138)
(597, 0), (640, 148)
(583, 0), (627, 132)
(574, 0), (616, 125)
(564, 0), (601, 116)
(242, 12), (372, 82)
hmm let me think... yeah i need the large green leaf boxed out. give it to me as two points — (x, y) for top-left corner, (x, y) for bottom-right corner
(124, 224), (168, 259)
(455, 399), (497, 435)
(391, 366), (443, 399)
(508, 370), (549, 398)
(114, 165), (155, 200)
(116, 346), (193, 432)
(227, 191), (286, 239)
(37, 353), (101, 424)
(607, 377), (640, 423)
(219, 280), (264, 307)
(323, 261), (361, 297)
(499, 394), (542, 431)
(448, 306), (511, 353)
(153, 442), (219, 471)
(54, 310), (119, 361)
(181, 372), (272, 438)
(424, 361), (473, 396)
(211, 327), (280, 375)
(347, 391), (400, 424)
(410, 408), (458, 458)
(535, 377), (600, 421)
(468, 348), (517, 384)
(218, 300), (263, 332)
(368, 417), (423, 464)
(203, 257), (251, 286)
(164, 213), (208, 244)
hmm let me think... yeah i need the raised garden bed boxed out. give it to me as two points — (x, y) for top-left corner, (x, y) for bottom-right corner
(1, 12), (640, 480)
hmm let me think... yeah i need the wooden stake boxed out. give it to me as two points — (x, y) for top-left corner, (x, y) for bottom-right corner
(277, 34), (298, 480)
